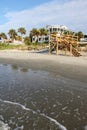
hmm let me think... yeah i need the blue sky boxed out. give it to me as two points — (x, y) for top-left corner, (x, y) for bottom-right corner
(0, 0), (87, 35)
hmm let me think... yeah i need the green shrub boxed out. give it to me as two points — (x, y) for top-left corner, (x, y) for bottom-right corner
(24, 37), (31, 45)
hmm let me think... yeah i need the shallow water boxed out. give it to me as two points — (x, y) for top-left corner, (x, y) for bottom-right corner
(0, 64), (87, 130)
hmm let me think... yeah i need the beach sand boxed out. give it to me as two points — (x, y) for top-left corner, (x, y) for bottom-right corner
(0, 50), (87, 83)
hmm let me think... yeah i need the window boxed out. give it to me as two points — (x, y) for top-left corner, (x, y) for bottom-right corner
(38, 38), (41, 41)
(53, 28), (57, 32)
(33, 38), (35, 41)
(50, 28), (52, 33)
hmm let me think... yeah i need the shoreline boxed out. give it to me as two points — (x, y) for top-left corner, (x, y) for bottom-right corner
(0, 50), (87, 83)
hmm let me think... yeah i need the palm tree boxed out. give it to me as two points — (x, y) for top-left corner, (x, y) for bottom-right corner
(0, 32), (7, 39)
(15, 35), (22, 41)
(30, 28), (40, 36)
(64, 30), (74, 35)
(8, 29), (17, 42)
(29, 28), (40, 42)
(39, 28), (48, 36)
(77, 31), (84, 41)
(18, 27), (26, 42)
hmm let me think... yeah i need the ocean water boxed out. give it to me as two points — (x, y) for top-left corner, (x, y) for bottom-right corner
(0, 64), (87, 130)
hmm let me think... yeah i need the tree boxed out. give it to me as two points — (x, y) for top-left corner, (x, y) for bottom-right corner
(30, 28), (40, 36)
(64, 30), (74, 35)
(24, 36), (31, 45)
(8, 29), (17, 41)
(39, 28), (48, 35)
(0, 32), (7, 39)
(29, 28), (40, 42)
(77, 31), (84, 41)
(18, 27), (26, 42)
(15, 35), (22, 41)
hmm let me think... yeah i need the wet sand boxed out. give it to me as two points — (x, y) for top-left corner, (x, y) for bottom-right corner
(0, 50), (87, 83)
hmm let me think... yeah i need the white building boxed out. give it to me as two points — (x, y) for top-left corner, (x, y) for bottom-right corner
(32, 25), (69, 43)
(80, 38), (87, 42)
(32, 35), (49, 43)
(46, 25), (69, 34)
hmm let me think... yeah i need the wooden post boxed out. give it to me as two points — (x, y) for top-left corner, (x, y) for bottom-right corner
(76, 36), (79, 50)
(49, 35), (51, 54)
(70, 44), (72, 56)
(65, 48), (67, 55)
(56, 34), (59, 55)
(86, 45), (87, 52)
(49, 41), (51, 54)
(56, 41), (58, 55)
(61, 47), (64, 55)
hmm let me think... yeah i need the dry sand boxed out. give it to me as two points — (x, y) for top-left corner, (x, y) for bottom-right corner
(0, 50), (87, 83)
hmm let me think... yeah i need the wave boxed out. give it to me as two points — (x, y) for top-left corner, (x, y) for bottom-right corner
(0, 98), (67, 130)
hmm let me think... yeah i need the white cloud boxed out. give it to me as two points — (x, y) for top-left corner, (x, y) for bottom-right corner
(0, 0), (87, 34)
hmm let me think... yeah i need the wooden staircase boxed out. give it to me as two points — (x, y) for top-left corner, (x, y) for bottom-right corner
(49, 34), (81, 57)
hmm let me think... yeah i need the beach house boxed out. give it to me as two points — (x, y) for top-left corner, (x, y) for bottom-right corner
(32, 25), (70, 43)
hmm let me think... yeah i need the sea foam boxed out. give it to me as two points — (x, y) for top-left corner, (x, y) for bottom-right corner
(0, 120), (10, 130)
(0, 98), (67, 130)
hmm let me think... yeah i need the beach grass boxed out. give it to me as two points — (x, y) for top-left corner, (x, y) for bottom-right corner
(0, 43), (20, 50)
(0, 42), (48, 50)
